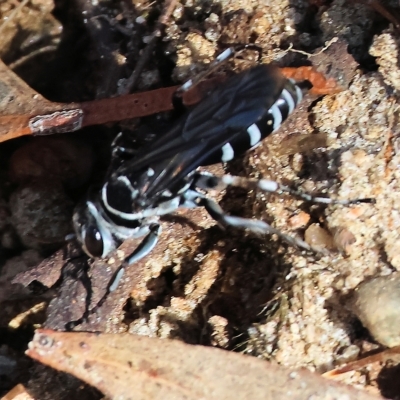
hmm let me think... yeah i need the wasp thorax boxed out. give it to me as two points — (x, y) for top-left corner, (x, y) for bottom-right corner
(106, 168), (158, 211)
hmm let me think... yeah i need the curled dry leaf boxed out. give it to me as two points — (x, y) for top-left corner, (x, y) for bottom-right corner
(26, 329), (384, 400)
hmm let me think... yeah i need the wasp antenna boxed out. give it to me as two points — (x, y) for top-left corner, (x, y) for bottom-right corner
(177, 45), (265, 95)
(197, 173), (375, 207)
(347, 197), (376, 204)
(226, 43), (263, 62)
(176, 47), (236, 95)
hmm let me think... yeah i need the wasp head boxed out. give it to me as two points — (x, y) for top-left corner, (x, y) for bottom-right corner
(73, 197), (117, 259)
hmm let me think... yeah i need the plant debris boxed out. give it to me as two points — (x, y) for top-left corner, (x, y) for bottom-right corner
(26, 329), (384, 400)
(2, 0), (400, 398)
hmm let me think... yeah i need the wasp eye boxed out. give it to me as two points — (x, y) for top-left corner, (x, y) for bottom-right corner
(84, 225), (104, 258)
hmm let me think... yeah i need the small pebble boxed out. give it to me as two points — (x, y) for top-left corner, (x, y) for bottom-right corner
(10, 181), (73, 250)
(304, 224), (335, 251)
(288, 211), (310, 230)
(348, 273), (400, 347)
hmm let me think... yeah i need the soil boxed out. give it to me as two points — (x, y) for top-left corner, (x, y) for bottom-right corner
(1, 0), (400, 398)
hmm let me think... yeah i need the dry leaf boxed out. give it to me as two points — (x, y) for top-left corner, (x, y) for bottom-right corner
(1, 384), (34, 400)
(27, 329), (384, 400)
(12, 249), (65, 288)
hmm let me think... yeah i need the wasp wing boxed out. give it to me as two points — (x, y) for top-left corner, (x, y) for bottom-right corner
(114, 65), (286, 199)
(134, 65), (285, 165)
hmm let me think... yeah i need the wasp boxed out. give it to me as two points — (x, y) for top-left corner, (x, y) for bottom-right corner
(73, 62), (370, 291)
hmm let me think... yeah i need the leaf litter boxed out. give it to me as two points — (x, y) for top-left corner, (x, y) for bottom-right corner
(1, 0), (400, 399)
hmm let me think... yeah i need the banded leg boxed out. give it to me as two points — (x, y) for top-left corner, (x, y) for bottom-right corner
(111, 132), (139, 160)
(194, 171), (373, 253)
(198, 197), (324, 253)
(194, 172), (374, 205)
(108, 224), (161, 292)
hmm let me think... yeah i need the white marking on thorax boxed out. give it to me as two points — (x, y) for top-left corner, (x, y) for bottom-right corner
(116, 176), (139, 199)
(102, 183), (181, 220)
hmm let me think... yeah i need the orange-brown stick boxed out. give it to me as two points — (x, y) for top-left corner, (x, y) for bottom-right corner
(280, 66), (343, 95)
(0, 67), (341, 143)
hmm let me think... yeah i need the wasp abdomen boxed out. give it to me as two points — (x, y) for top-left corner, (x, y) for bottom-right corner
(202, 79), (303, 166)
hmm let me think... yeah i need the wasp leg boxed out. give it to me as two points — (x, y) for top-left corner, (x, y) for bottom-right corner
(198, 197), (328, 254)
(112, 146), (138, 160)
(195, 172), (374, 205)
(111, 132), (139, 159)
(108, 224), (161, 292)
(111, 131), (124, 148)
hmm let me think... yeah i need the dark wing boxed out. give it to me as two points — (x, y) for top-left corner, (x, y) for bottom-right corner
(131, 65), (285, 166)
(115, 65), (286, 198)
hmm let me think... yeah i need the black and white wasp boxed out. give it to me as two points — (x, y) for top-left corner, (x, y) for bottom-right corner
(73, 60), (369, 291)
